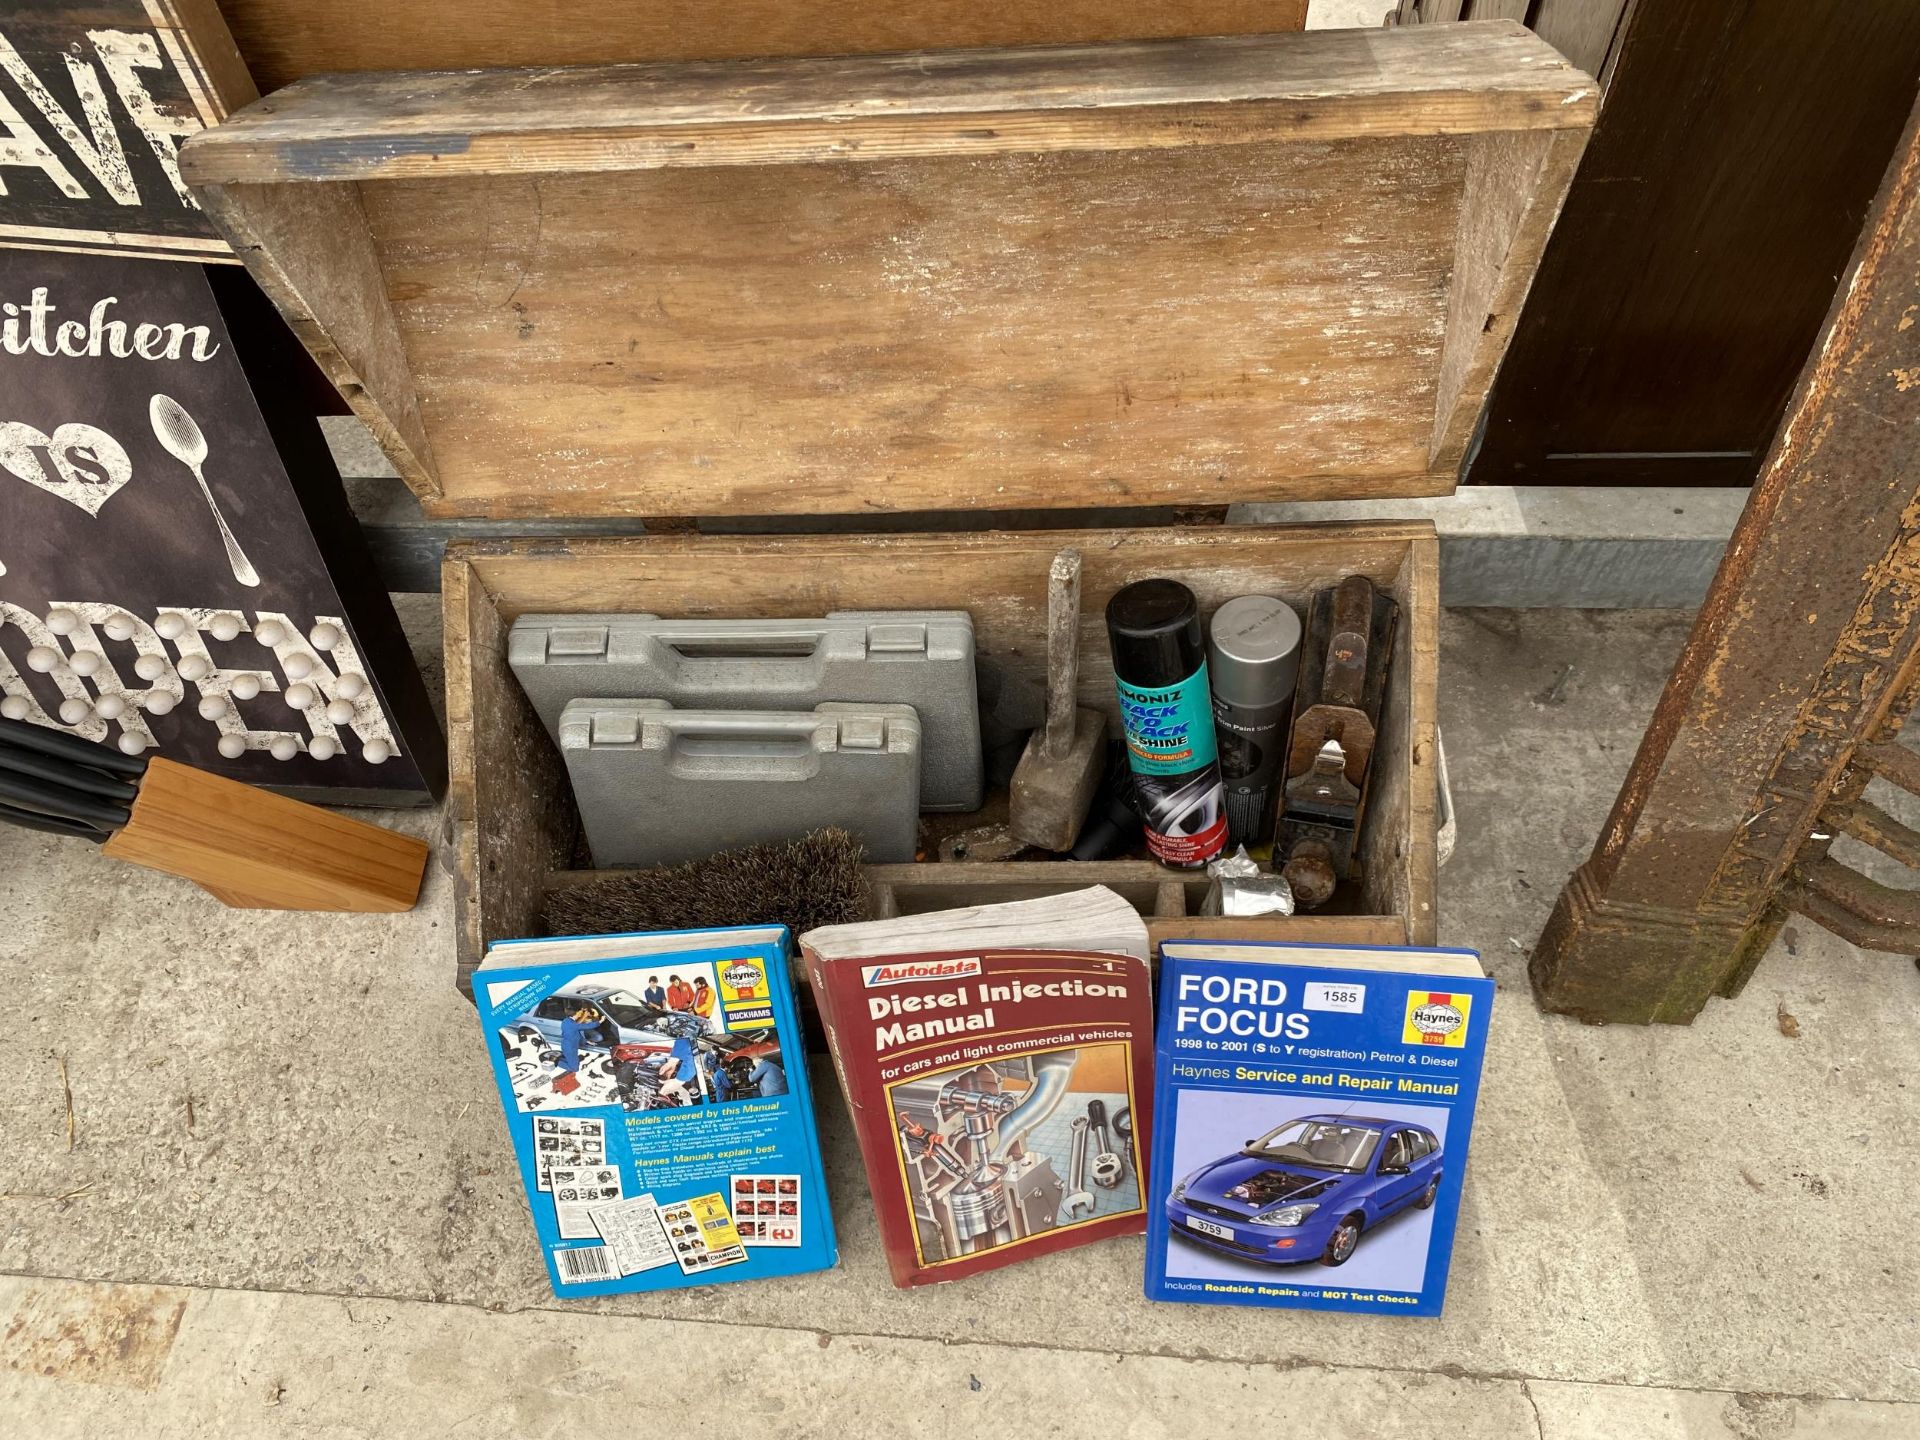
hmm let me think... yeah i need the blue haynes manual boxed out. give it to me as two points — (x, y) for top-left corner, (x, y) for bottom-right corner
(1145, 940), (1491, 1317)
(476, 925), (837, 1296)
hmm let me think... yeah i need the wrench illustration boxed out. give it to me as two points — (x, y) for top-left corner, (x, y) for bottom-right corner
(1063, 1116), (1096, 1217)
(1087, 1098), (1125, 1189)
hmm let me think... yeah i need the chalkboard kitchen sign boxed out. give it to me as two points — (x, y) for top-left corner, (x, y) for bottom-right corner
(0, 247), (444, 803)
(0, 0), (253, 263)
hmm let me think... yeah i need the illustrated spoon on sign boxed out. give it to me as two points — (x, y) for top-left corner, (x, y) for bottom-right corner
(148, 394), (261, 587)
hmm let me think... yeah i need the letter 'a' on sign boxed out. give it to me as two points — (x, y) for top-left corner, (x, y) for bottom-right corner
(1402, 991), (1471, 1048)
(0, 2), (256, 263)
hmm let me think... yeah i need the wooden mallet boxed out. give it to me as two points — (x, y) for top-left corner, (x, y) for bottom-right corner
(1009, 549), (1106, 851)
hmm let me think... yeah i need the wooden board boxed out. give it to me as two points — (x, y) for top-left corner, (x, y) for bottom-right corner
(863, 863), (1411, 947)
(0, 0), (254, 263)
(103, 757), (428, 911)
(357, 141), (1458, 518)
(182, 26), (1591, 183)
(215, 1), (1307, 94)
(442, 522), (1438, 990)
(181, 25), (1594, 520)
(1397, 0), (1630, 79)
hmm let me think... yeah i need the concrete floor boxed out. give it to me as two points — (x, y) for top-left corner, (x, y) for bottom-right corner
(4, 606), (1918, 1436)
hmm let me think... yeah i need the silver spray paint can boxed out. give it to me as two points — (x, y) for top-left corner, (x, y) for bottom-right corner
(1206, 595), (1303, 848)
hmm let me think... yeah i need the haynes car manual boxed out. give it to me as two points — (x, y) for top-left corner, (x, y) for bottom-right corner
(800, 887), (1153, 1287)
(476, 925), (836, 1296)
(1145, 940), (1491, 1317)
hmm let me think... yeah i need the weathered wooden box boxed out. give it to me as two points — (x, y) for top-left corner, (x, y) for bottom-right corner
(180, 23), (1592, 985)
(442, 523), (1436, 987)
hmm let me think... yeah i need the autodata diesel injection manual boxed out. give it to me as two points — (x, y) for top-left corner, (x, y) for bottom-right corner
(801, 887), (1153, 1286)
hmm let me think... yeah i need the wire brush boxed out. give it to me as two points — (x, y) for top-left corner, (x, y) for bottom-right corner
(539, 827), (872, 938)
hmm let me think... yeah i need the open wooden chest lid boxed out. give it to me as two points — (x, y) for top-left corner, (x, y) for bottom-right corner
(182, 21), (1594, 521)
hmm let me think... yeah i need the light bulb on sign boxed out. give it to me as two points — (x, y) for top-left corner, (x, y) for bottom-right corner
(154, 613), (188, 640)
(229, 674), (262, 700)
(209, 615), (243, 642)
(217, 735), (246, 759)
(45, 609), (79, 636)
(134, 654), (168, 681)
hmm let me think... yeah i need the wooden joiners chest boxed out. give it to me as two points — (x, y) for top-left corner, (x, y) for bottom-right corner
(181, 24), (1592, 986)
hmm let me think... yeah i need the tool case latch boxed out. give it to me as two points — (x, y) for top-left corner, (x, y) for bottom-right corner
(544, 625), (611, 659)
(837, 713), (889, 749)
(865, 622), (930, 654)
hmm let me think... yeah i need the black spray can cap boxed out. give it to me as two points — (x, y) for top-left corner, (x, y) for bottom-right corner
(1106, 578), (1204, 685)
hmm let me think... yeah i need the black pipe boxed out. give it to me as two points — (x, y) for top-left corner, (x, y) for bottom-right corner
(0, 714), (150, 779)
(0, 746), (140, 803)
(0, 771), (132, 830)
(0, 801), (110, 843)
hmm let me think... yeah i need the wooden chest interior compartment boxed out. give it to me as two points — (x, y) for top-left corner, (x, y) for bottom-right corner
(179, 24), (1592, 988)
(444, 523), (1436, 990)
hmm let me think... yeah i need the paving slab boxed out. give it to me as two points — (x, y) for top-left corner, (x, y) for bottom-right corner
(1, 610), (1915, 1406)
(5, 1275), (1915, 1439)
(1529, 1378), (1920, 1439)
(0, 1275), (1546, 1439)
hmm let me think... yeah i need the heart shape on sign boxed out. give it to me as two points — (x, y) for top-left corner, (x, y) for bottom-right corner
(0, 421), (133, 517)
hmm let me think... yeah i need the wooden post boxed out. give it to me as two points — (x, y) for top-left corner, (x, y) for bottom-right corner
(1531, 96), (1920, 1024)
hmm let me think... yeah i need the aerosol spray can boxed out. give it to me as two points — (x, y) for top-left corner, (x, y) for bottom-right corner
(1105, 579), (1227, 867)
(1206, 595), (1303, 848)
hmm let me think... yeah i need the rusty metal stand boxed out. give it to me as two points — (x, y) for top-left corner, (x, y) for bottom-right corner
(1532, 98), (1920, 1025)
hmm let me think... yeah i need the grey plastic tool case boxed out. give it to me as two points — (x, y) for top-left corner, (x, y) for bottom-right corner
(558, 699), (922, 866)
(510, 612), (981, 811)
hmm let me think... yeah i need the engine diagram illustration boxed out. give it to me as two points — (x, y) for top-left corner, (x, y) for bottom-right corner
(888, 1043), (1141, 1267)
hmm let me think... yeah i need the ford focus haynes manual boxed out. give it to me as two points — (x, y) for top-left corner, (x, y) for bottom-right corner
(1145, 940), (1490, 1317)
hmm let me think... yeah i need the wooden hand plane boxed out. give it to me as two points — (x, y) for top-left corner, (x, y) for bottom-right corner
(1275, 575), (1398, 909)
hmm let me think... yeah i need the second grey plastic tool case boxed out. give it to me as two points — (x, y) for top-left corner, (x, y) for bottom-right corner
(558, 699), (922, 867)
(510, 611), (981, 811)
